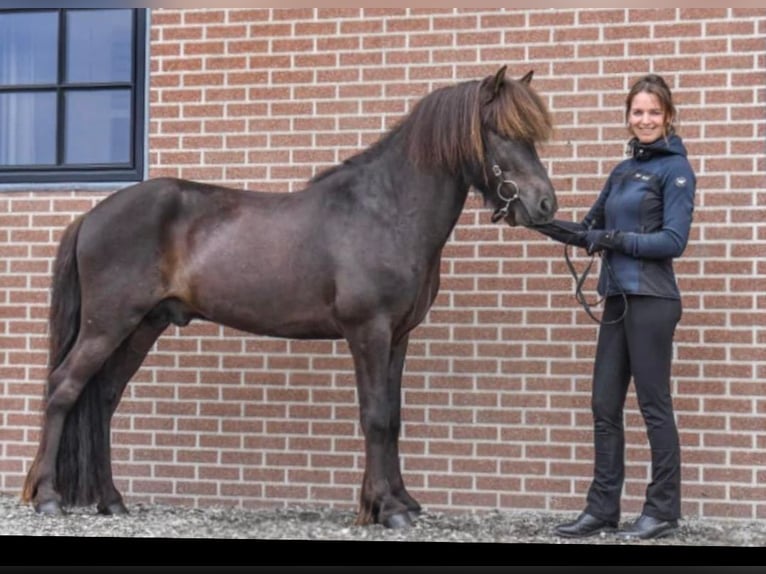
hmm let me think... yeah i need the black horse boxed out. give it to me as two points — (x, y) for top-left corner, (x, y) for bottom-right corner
(22, 66), (557, 528)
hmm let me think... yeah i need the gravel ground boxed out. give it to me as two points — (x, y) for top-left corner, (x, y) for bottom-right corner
(1, 492), (764, 548)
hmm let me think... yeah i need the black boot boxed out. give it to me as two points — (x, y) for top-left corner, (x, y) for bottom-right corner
(617, 514), (678, 540)
(554, 512), (618, 538)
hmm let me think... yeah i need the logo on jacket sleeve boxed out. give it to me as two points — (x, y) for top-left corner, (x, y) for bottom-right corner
(674, 176), (687, 187)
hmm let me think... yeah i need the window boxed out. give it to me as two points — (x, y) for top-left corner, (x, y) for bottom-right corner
(0, 8), (147, 184)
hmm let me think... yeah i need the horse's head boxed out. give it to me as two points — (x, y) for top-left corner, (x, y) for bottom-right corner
(477, 66), (558, 227)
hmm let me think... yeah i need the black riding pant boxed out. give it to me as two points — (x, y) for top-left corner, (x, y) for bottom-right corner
(584, 295), (682, 523)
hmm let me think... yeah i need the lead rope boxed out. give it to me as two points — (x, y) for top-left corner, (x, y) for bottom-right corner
(553, 224), (628, 325)
(563, 246), (627, 325)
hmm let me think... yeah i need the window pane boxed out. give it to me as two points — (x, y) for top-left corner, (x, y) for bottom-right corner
(0, 92), (57, 166)
(0, 12), (58, 85)
(64, 90), (131, 164)
(66, 10), (133, 83)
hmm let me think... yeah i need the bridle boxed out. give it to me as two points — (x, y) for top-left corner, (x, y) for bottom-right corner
(489, 164), (521, 224)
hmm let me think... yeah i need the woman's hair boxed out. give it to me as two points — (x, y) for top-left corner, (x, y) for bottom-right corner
(625, 74), (677, 136)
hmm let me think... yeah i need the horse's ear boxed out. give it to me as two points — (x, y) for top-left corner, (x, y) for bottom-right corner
(492, 65), (508, 96)
(520, 70), (534, 85)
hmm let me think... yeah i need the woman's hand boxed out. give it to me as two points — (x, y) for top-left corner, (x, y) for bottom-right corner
(583, 229), (623, 255)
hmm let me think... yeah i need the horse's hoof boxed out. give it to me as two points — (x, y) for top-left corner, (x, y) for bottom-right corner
(98, 501), (129, 516)
(408, 509), (421, 521)
(382, 511), (413, 529)
(34, 500), (65, 516)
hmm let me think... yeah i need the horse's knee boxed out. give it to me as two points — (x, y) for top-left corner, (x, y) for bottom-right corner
(359, 408), (390, 440)
(46, 381), (84, 414)
(360, 397), (401, 432)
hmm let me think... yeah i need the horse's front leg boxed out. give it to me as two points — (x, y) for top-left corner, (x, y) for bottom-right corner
(347, 319), (412, 528)
(385, 334), (421, 518)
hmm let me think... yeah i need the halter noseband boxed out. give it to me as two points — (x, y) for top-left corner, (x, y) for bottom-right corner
(490, 164), (520, 223)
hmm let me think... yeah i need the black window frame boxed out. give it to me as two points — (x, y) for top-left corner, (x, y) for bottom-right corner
(0, 7), (147, 185)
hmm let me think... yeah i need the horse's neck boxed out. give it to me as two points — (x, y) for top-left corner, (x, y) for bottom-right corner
(415, 177), (471, 250)
(372, 151), (471, 254)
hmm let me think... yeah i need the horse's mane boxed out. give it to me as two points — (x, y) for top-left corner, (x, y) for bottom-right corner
(310, 72), (552, 184)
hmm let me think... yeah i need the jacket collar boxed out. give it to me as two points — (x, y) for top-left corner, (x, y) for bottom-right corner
(628, 133), (687, 161)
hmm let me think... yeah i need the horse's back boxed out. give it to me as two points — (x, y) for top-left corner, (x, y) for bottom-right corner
(78, 177), (272, 252)
(87, 177), (242, 219)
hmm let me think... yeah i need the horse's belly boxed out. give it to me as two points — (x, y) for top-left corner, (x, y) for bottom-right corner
(187, 274), (342, 340)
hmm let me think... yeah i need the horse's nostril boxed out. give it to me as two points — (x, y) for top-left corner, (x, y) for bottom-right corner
(540, 197), (552, 214)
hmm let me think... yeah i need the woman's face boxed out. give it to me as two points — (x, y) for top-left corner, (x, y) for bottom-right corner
(628, 91), (666, 144)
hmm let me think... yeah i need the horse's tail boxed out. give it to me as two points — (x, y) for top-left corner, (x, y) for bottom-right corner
(22, 214), (107, 506)
(47, 214), (85, 379)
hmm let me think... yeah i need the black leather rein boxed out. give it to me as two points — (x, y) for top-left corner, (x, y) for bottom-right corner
(546, 221), (628, 326)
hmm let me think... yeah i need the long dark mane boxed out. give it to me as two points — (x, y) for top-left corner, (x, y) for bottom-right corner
(311, 71), (553, 183)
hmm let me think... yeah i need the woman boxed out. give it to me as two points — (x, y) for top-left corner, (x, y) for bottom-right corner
(533, 74), (696, 540)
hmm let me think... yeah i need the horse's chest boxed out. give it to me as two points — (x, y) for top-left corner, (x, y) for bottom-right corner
(395, 263), (440, 332)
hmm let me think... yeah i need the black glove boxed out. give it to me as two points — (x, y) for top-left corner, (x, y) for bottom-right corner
(583, 229), (624, 255)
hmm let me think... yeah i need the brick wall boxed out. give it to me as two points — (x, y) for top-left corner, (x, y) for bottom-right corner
(1, 8), (764, 521)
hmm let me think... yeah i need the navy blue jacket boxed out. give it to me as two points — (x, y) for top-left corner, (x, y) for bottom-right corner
(543, 134), (696, 299)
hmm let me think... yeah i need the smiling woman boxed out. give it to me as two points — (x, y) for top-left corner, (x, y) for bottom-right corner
(0, 8), (147, 184)
(531, 73), (696, 541)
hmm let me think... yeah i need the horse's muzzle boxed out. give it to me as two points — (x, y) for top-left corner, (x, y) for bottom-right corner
(501, 188), (558, 227)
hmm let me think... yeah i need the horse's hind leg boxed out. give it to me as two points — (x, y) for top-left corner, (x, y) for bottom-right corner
(385, 334), (421, 518)
(30, 330), (133, 515)
(90, 316), (169, 515)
